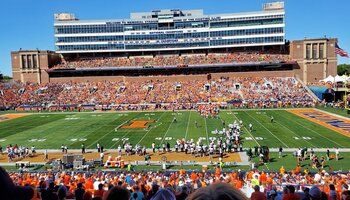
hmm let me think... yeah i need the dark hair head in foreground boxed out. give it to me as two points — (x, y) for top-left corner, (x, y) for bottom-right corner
(187, 183), (249, 200)
(0, 166), (34, 200)
(103, 186), (131, 200)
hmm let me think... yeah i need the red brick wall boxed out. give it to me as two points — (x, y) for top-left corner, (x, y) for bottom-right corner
(306, 64), (324, 82)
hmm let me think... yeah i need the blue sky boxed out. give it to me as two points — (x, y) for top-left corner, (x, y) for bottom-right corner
(0, 0), (349, 76)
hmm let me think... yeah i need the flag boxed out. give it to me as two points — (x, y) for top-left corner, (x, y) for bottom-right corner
(335, 43), (349, 57)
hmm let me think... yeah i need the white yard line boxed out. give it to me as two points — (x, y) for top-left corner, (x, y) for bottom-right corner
(136, 112), (166, 145)
(204, 117), (209, 145)
(159, 114), (176, 145)
(244, 111), (289, 148)
(87, 115), (135, 149)
(315, 108), (350, 121)
(269, 116), (316, 148)
(184, 111), (192, 140)
(108, 129), (134, 149)
(87, 128), (117, 149)
(275, 111), (345, 148)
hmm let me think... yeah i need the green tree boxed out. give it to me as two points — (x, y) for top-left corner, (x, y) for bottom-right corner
(3, 76), (12, 80)
(0, 71), (12, 81)
(337, 64), (350, 75)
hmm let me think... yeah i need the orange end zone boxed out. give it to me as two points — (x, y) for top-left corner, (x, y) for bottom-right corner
(0, 113), (31, 122)
(121, 120), (155, 129)
(287, 109), (350, 138)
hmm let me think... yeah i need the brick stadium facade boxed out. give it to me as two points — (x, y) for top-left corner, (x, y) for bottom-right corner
(291, 38), (338, 83)
(11, 38), (337, 84)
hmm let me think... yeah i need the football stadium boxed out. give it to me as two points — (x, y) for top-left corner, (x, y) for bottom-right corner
(1, 1), (350, 200)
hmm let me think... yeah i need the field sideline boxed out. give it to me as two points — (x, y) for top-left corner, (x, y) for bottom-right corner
(0, 109), (349, 150)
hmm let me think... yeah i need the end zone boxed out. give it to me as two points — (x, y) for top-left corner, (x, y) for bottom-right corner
(287, 109), (350, 138)
(0, 113), (31, 122)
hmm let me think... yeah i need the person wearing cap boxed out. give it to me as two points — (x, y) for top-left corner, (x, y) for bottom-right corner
(309, 186), (322, 200)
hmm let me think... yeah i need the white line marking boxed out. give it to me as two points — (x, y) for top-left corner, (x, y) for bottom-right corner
(160, 114), (176, 145)
(204, 117), (209, 145)
(87, 114), (135, 149)
(185, 111), (191, 140)
(136, 112), (166, 145)
(244, 111), (289, 148)
(264, 113), (315, 148)
(275, 111), (345, 147)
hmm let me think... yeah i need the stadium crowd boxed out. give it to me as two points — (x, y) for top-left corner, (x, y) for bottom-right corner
(0, 77), (314, 110)
(1, 164), (350, 200)
(51, 53), (291, 69)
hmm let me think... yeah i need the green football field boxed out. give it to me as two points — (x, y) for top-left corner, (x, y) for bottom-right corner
(0, 109), (349, 149)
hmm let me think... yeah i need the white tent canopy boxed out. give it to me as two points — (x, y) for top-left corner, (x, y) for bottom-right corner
(320, 75), (334, 83)
(334, 75), (347, 82)
(320, 75), (349, 83)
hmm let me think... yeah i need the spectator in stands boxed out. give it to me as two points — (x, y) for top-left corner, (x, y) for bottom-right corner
(75, 182), (85, 200)
(103, 186), (130, 200)
(57, 185), (67, 200)
(282, 185), (299, 200)
(51, 53), (291, 69)
(341, 190), (350, 200)
(147, 184), (160, 200)
(131, 185), (144, 200)
(309, 186), (322, 200)
(251, 185), (267, 200)
(301, 187), (310, 200)
(176, 186), (189, 200)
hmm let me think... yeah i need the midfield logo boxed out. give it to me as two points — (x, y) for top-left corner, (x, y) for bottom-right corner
(121, 120), (155, 129)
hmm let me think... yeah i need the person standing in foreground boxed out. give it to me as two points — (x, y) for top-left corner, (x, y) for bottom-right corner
(335, 148), (339, 161)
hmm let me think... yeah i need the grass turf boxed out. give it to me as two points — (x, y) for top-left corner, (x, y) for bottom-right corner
(0, 110), (349, 150)
(250, 152), (350, 173)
